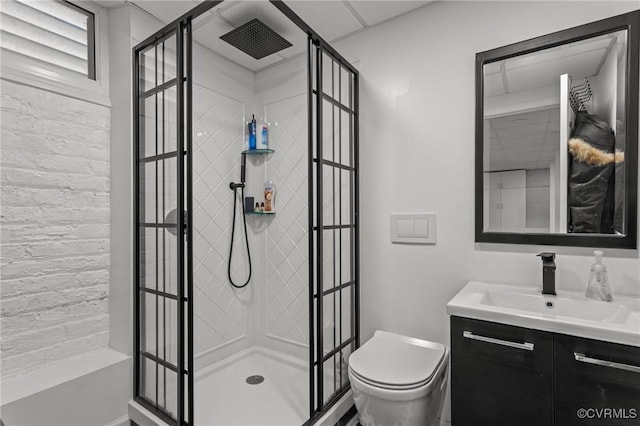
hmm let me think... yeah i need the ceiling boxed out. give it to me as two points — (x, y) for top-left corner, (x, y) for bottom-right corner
(484, 31), (624, 98)
(484, 30), (626, 172)
(93, 0), (432, 71)
(486, 107), (560, 172)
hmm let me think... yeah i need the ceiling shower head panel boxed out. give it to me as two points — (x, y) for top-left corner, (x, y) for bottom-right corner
(191, 15), (283, 71)
(220, 18), (292, 60)
(189, 1), (307, 72)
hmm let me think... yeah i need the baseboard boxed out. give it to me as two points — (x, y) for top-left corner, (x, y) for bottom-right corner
(104, 415), (129, 426)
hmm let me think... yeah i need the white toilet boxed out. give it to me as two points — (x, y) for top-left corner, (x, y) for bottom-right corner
(348, 330), (449, 426)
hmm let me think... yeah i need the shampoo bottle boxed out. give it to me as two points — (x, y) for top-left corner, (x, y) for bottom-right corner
(585, 250), (613, 302)
(248, 114), (257, 150)
(257, 121), (269, 150)
(264, 180), (275, 212)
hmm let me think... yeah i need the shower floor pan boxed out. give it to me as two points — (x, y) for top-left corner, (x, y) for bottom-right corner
(129, 346), (356, 425)
(195, 346), (308, 426)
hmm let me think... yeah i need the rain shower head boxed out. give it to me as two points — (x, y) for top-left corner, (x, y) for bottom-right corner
(220, 18), (292, 60)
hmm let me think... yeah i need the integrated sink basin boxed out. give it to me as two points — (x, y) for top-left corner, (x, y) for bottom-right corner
(447, 281), (640, 347)
(481, 289), (634, 323)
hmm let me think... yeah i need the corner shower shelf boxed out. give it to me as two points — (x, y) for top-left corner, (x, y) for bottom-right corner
(245, 211), (276, 216)
(242, 149), (274, 155)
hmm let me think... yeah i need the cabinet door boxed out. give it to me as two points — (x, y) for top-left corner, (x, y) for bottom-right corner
(555, 333), (640, 425)
(500, 187), (526, 231)
(487, 188), (502, 231)
(450, 316), (554, 426)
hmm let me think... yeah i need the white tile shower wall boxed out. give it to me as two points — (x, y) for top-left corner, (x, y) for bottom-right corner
(256, 53), (311, 356)
(0, 80), (110, 378)
(264, 94), (309, 347)
(190, 40), (257, 363)
(192, 83), (250, 355)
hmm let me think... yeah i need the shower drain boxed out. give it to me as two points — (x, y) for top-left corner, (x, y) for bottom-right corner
(246, 375), (265, 385)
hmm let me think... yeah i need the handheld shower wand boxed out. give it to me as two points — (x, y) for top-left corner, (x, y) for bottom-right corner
(229, 152), (247, 189)
(228, 152), (251, 288)
(240, 152), (246, 184)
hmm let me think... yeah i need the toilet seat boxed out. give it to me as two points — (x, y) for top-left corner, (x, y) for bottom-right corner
(348, 330), (446, 390)
(348, 366), (432, 391)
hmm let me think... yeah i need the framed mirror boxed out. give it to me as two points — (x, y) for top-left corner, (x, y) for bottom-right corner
(475, 10), (639, 248)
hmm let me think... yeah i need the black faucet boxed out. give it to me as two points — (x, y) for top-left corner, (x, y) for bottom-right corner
(537, 252), (556, 295)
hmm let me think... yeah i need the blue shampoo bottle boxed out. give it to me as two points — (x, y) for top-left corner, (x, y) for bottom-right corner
(248, 114), (256, 150)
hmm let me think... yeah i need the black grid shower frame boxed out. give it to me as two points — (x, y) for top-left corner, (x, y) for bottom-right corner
(306, 41), (360, 423)
(133, 18), (196, 426)
(133, 1), (359, 425)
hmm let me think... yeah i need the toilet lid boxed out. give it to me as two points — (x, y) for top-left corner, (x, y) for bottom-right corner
(348, 330), (446, 387)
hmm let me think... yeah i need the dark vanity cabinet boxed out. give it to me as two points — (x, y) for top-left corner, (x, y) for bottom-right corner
(451, 316), (640, 426)
(555, 334), (640, 425)
(450, 316), (554, 426)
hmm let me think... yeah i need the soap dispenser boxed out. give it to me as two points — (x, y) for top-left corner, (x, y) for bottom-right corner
(585, 250), (613, 302)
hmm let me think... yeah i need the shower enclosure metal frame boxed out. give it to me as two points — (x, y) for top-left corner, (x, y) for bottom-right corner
(304, 35), (360, 424)
(133, 2), (359, 425)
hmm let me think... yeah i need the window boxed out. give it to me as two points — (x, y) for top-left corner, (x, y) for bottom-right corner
(0, 0), (95, 79)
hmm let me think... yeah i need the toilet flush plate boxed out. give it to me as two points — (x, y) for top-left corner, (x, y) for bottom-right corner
(391, 213), (436, 244)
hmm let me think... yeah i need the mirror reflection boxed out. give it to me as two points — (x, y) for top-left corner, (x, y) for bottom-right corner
(483, 29), (627, 235)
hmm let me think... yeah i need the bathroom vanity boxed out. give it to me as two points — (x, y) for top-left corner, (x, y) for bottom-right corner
(447, 281), (640, 426)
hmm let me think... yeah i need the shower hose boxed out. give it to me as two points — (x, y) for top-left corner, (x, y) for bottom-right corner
(228, 185), (252, 288)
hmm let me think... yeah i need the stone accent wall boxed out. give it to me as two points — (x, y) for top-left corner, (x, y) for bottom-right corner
(1, 80), (110, 378)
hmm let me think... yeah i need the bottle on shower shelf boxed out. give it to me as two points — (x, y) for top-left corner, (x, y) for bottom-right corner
(264, 179), (275, 212)
(257, 120), (269, 150)
(247, 114), (257, 150)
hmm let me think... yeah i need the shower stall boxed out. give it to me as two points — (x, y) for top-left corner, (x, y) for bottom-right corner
(133, 1), (359, 425)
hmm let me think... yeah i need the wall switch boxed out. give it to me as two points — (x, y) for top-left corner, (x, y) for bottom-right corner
(391, 213), (436, 244)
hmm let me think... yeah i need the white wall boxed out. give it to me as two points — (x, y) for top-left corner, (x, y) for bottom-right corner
(331, 1), (640, 421)
(104, 3), (163, 421)
(0, 80), (111, 378)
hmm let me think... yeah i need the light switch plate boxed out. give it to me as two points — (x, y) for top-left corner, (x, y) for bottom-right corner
(391, 213), (436, 244)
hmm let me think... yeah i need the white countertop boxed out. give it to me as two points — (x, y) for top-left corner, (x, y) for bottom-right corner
(447, 281), (640, 347)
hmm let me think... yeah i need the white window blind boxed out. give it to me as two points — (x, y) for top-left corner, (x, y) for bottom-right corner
(0, 0), (95, 79)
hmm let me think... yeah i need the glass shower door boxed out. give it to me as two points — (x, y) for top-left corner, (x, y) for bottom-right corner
(309, 40), (360, 417)
(134, 22), (193, 426)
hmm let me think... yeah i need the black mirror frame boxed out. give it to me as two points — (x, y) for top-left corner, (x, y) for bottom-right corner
(475, 10), (639, 249)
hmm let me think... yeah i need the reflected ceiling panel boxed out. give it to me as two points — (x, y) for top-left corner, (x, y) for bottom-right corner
(487, 107), (561, 171)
